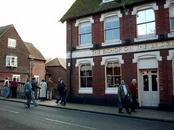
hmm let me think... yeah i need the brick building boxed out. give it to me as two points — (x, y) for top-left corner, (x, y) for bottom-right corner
(0, 25), (30, 82)
(61, 0), (174, 108)
(25, 42), (46, 83)
(46, 58), (67, 85)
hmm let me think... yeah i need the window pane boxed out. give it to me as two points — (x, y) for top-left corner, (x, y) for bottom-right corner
(170, 5), (174, 17)
(170, 18), (174, 30)
(146, 9), (155, 22)
(114, 66), (120, 75)
(80, 34), (91, 45)
(105, 29), (119, 41)
(137, 24), (146, 36)
(137, 10), (146, 24)
(105, 16), (119, 29)
(143, 75), (149, 91)
(152, 75), (157, 91)
(146, 22), (155, 35)
(79, 22), (91, 34)
(87, 77), (92, 87)
(80, 77), (86, 88)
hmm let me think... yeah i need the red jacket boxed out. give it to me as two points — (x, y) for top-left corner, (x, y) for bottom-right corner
(129, 83), (137, 96)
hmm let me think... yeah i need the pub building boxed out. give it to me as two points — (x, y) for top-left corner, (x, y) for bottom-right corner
(61, 0), (174, 109)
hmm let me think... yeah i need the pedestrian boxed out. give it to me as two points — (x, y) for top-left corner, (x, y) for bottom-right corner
(60, 80), (67, 106)
(2, 81), (10, 98)
(129, 79), (139, 112)
(11, 78), (18, 98)
(118, 80), (131, 114)
(55, 77), (63, 104)
(39, 79), (47, 101)
(3, 77), (9, 86)
(46, 77), (54, 100)
(24, 79), (32, 108)
(31, 78), (38, 107)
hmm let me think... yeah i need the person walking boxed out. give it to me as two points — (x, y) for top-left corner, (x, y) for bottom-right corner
(60, 80), (67, 106)
(11, 78), (18, 98)
(118, 80), (131, 114)
(24, 79), (32, 108)
(39, 79), (47, 101)
(55, 77), (62, 103)
(129, 79), (139, 112)
(46, 77), (54, 100)
(31, 78), (38, 107)
(2, 81), (10, 98)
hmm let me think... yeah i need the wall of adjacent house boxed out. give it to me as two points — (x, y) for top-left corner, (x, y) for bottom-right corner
(0, 26), (30, 82)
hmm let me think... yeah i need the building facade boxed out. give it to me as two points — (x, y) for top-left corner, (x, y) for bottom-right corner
(0, 25), (30, 82)
(61, 0), (174, 108)
(25, 42), (46, 83)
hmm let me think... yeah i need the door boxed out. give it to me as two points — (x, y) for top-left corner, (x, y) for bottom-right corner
(140, 70), (159, 107)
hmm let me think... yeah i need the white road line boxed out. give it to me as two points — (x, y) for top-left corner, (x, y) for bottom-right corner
(0, 108), (19, 114)
(45, 118), (98, 130)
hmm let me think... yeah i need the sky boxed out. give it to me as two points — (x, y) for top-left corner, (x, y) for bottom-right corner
(0, 0), (76, 59)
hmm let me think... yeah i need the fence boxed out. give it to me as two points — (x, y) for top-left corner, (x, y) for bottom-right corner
(0, 80), (25, 99)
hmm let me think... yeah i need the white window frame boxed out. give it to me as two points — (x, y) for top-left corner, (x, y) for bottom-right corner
(12, 75), (20, 82)
(76, 58), (94, 94)
(132, 3), (159, 42)
(6, 55), (18, 67)
(8, 38), (16, 48)
(165, 0), (174, 37)
(101, 55), (124, 94)
(75, 17), (94, 49)
(100, 11), (122, 46)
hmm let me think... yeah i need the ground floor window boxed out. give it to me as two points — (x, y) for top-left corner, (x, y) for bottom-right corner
(12, 75), (20, 82)
(80, 63), (92, 88)
(106, 61), (121, 88)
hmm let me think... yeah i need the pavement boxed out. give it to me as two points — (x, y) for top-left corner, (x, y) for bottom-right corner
(0, 96), (174, 123)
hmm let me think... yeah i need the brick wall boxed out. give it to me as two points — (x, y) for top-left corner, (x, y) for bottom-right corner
(0, 26), (30, 82)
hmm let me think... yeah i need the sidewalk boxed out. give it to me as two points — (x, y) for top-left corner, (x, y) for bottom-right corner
(0, 96), (174, 123)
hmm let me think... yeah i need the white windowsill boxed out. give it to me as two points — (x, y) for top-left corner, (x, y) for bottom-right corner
(102, 40), (121, 46)
(168, 32), (174, 38)
(76, 44), (93, 49)
(79, 88), (93, 94)
(134, 35), (158, 42)
(105, 88), (118, 94)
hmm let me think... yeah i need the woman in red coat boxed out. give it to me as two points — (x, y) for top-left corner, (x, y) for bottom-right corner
(129, 79), (138, 112)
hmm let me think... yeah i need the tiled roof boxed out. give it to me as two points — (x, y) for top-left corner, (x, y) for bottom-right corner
(60, 0), (154, 22)
(24, 42), (46, 61)
(46, 58), (66, 69)
(0, 24), (14, 37)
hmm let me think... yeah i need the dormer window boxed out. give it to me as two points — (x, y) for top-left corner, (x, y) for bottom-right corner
(8, 38), (16, 48)
(103, 0), (114, 3)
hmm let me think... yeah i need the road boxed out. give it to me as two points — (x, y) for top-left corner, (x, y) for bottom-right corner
(0, 100), (173, 130)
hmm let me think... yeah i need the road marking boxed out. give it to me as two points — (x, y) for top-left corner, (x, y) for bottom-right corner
(45, 118), (98, 130)
(0, 108), (19, 114)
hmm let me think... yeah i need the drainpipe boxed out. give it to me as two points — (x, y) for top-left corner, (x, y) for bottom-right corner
(68, 21), (73, 100)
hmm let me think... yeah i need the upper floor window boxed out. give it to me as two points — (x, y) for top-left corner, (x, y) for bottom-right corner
(104, 16), (120, 43)
(79, 22), (92, 46)
(137, 8), (155, 37)
(169, 4), (174, 32)
(8, 38), (16, 48)
(6, 56), (18, 67)
(103, 0), (114, 3)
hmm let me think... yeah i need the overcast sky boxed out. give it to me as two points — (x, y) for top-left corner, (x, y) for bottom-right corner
(0, 0), (75, 59)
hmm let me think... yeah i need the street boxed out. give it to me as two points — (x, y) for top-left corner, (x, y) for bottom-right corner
(0, 100), (174, 130)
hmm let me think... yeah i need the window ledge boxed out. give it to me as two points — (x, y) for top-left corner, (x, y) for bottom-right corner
(134, 35), (158, 42)
(168, 32), (174, 38)
(79, 88), (93, 94)
(105, 88), (118, 94)
(102, 40), (121, 46)
(76, 44), (93, 49)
